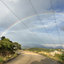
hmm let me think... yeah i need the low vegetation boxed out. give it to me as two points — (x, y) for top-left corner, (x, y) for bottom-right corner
(26, 48), (64, 64)
(60, 53), (64, 63)
(0, 36), (21, 63)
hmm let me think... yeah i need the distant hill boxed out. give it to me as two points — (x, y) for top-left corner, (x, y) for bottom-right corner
(22, 44), (64, 49)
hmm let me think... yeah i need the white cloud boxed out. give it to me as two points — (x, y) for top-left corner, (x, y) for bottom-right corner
(8, 0), (19, 3)
(0, 2), (10, 19)
(0, 0), (64, 46)
(41, 44), (64, 48)
(29, 22), (57, 30)
(4, 27), (64, 45)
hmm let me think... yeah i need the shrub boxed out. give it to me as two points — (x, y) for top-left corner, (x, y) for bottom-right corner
(0, 57), (3, 62)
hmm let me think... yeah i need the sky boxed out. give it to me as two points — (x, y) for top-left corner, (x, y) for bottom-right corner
(0, 0), (64, 46)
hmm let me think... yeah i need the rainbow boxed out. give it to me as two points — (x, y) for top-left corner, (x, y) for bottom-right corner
(0, 14), (37, 37)
(0, 12), (63, 37)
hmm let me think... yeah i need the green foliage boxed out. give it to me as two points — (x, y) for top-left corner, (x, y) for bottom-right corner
(1, 36), (5, 40)
(27, 48), (55, 52)
(60, 53), (64, 61)
(13, 42), (21, 50)
(0, 57), (3, 62)
(0, 36), (21, 56)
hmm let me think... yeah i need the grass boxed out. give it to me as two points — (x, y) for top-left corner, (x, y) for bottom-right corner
(0, 57), (3, 64)
(27, 48), (60, 52)
(0, 57), (3, 62)
(0, 53), (18, 64)
(26, 48), (64, 64)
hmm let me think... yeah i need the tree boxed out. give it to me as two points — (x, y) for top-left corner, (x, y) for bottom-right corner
(0, 36), (21, 56)
(1, 36), (5, 40)
(13, 42), (21, 50)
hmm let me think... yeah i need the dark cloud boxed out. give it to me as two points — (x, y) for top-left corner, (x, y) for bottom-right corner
(60, 25), (64, 31)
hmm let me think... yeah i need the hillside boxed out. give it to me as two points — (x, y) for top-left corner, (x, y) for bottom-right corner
(26, 48), (64, 64)
(22, 44), (64, 49)
(0, 36), (21, 63)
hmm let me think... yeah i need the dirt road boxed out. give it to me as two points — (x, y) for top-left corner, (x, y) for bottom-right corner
(5, 51), (60, 64)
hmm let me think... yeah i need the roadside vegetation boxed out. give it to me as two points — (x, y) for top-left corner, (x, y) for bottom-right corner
(26, 48), (64, 64)
(0, 36), (21, 64)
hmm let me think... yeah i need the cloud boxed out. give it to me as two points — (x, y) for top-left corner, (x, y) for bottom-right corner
(52, 0), (64, 12)
(0, 2), (9, 19)
(59, 23), (64, 31)
(8, 0), (19, 3)
(1, 13), (64, 44)
(41, 43), (64, 48)
(5, 28), (64, 46)
(0, 0), (64, 46)
(4, 29), (55, 45)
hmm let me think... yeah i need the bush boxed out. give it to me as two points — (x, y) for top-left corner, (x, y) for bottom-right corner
(0, 36), (21, 56)
(0, 57), (3, 62)
(60, 54), (64, 61)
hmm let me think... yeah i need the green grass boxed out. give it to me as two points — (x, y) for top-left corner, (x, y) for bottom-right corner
(0, 57), (3, 62)
(27, 48), (57, 52)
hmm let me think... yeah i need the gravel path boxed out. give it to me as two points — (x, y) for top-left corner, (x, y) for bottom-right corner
(5, 51), (60, 64)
